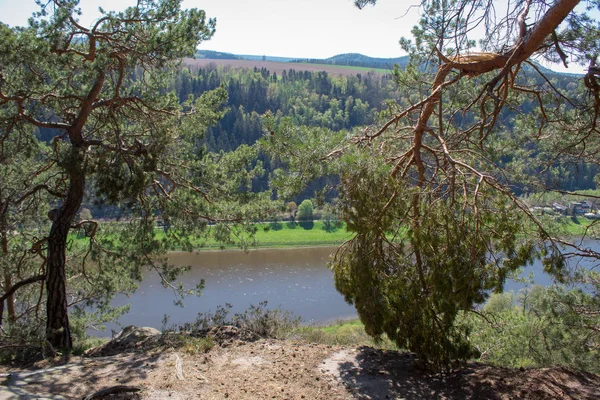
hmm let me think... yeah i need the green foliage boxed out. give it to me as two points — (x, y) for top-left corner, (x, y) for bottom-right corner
(321, 205), (343, 233)
(297, 199), (314, 221)
(294, 319), (398, 349)
(326, 153), (536, 369)
(298, 221), (315, 230)
(0, 0), (273, 349)
(269, 221), (283, 231)
(464, 284), (600, 373)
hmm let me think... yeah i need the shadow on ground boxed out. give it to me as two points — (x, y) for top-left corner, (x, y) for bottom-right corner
(0, 351), (160, 399)
(331, 347), (600, 400)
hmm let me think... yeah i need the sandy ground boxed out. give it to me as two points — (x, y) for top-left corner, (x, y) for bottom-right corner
(1, 334), (599, 400)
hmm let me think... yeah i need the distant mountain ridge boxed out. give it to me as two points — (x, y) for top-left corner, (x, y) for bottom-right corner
(196, 50), (409, 70)
(195, 50), (577, 77)
(196, 50), (242, 60)
(302, 53), (410, 69)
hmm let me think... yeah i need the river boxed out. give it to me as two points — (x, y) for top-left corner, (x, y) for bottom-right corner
(101, 247), (356, 336)
(99, 242), (599, 336)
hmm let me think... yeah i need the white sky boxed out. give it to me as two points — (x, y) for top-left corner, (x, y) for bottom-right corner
(0, 0), (589, 73)
(0, 0), (418, 59)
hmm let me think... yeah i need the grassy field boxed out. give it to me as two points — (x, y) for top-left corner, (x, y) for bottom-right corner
(183, 58), (390, 77)
(536, 215), (600, 237)
(295, 62), (391, 75)
(250, 221), (353, 248)
(71, 220), (354, 251)
(291, 319), (397, 349)
(154, 221), (353, 249)
(71, 214), (599, 253)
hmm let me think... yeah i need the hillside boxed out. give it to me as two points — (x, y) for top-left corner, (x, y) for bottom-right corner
(194, 51), (402, 75)
(184, 57), (392, 77)
(294, 53), (409, 69)
(195, 50), (577, 78)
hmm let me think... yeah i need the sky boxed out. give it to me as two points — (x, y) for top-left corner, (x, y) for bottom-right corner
(0, 0), (419, 59)
(0, 0), (589, 73)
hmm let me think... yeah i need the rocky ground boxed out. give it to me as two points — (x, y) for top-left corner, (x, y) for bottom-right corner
(0, 327), (599, 400)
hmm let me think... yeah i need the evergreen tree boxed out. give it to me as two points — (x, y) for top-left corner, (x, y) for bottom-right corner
(0, 0), (224, 349)
(266, 0), (600, 368)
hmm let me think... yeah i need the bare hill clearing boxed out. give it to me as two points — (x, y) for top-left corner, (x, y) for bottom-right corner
(183, 58), (389, 76)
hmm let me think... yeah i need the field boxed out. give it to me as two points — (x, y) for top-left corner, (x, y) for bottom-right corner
(183, 57), (391, 76)
(71, 216), (599, 253)
(177, 220), (353, 249)
(251, 221), (353, 248)
(71, 220), (354, 250)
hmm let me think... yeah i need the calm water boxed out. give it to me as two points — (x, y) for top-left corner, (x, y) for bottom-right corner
(99, 241), (600, 336)
(101, 247), (356, 336)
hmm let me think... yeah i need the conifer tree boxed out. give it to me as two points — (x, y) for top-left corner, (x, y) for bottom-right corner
(0, 0), (226, 349)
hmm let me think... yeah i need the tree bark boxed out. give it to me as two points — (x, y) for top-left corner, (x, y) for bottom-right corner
(45, 147), (86, 350)
(45, 70), (104, 350)
(0, 206), (16, 326)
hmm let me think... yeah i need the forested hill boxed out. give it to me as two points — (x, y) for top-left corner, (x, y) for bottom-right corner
(36, 56), (595, 194)
(172, 62), (597, 194)
(195, 50), (576, 78)
(292, 53), (410, 69)
(175, 63), (401, 151)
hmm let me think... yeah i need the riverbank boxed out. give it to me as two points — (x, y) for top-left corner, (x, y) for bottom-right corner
(73, 216), (599, 253)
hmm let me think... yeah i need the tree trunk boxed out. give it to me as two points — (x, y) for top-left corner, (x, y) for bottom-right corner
(46, 147), (86, 350)
(0, 208), (16, 326)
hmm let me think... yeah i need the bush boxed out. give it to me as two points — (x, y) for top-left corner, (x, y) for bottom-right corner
(232, 301), (300, 339)
(286, 221), (298, 229)
(463, 285), (600, 373)
(322, 209), (343, 233)
(164, 302), (300, 340)
(297, 199), (314, 221)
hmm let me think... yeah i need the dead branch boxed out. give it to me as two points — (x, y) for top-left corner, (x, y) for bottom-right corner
(82, 385), (142, 400)
(174, 353), (185, 381)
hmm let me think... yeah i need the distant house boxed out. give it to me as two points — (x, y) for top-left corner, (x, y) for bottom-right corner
(581, 200), (594, 211)
(552, 203), (568, 215)
(569, 200), (595, 216)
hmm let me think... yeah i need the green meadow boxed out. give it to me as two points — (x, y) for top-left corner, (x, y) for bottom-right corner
(71, 215), (598, 253)
(71, 220), (354, 251)
(250, 221), (353, 248)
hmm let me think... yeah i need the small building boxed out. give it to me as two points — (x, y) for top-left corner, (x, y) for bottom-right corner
(569, 202), (587, 215)
(552, 203), (568, 215)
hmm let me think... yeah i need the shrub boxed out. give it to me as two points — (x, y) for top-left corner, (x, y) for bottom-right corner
(463, 285), (600, 373)
(297, 199), (314, 221)
(164, 302), (300, 340)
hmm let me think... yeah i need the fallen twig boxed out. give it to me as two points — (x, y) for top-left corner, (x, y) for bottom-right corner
(82, 385), (142, 400)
